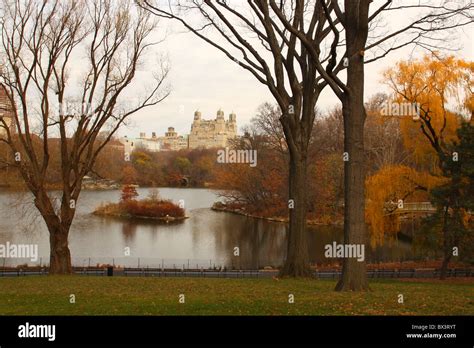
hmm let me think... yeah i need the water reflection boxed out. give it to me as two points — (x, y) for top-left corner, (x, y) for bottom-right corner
(0, 188), (418, 268)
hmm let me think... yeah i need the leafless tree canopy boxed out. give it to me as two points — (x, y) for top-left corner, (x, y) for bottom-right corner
(137, 0), (472, 281)
(0, 0), (170, 273)
(0, 0), (169, 198)
(139, 0), (472, 107)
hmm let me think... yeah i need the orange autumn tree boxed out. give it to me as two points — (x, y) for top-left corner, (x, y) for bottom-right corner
(366, 165), (444, 246)
(366, 54), (473, 275)
(214, 148), (287, 216)
(384, 54), (472, 168)
(121, 166), (139, 202)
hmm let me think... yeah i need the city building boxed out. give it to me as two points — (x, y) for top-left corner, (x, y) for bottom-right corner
(120, 108), (238, 152)
(158, 127), (188, 151)
(120, 134), (161, 155)
(188, 109), (237, 149)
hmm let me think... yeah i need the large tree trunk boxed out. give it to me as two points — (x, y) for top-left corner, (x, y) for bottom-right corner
(335, 50), (369, 291)
(439, 205), (452, 280)
(280, 150), (311, 277)
(439, 201), (462, 280)
(49, 224), (72, 274)
(439, 254), (451, 280)
(35, 190), (73, 275)
(335, 0), (371, 291)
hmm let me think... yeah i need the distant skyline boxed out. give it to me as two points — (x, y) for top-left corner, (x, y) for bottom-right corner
(119, 10), (473, 139)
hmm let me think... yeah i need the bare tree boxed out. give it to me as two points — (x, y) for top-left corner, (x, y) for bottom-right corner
(365, 93), (410, 172)
(260, 0), (472, 289)
(314, 0), (473, 291)
(139, 0), (358, 277)
(0, 0), (169, 274)
(251, 102), (287, 156)
(140, 1), (472, 284)
(140, 0), (473, 280)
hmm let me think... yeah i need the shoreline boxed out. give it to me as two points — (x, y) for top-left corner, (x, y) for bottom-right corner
(211, 204), (344, 226)
(92, 211), (189, 223)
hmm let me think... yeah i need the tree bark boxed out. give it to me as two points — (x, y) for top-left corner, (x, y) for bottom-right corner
(439, 254), (451, 280)
(336, 51), (369, 291)
(35, 190), (73, 275)
(49, 224), (72, 275)
(280, 150), (311, 277)
(439, 197), (462, 280)
(334, 0), (370, 291)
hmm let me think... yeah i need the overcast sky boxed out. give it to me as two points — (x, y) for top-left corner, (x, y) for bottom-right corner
(119, 4), (473, 139)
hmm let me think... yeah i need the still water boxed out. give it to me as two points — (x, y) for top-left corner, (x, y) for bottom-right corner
(0, 188), (417, 268)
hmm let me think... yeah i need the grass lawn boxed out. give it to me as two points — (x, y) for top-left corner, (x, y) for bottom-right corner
(0, 276), (472, 315)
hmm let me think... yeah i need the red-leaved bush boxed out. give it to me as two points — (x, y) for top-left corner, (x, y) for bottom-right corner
(121, 184), (139, 201)
(120, 199), (185, 218)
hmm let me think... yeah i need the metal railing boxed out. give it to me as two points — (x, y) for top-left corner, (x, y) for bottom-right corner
(1, 265), (472, 279)
(399, 202), (436, 212)
(384, 202), (436, 215)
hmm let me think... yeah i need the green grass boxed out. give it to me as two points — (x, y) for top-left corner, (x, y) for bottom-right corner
(0, 276), (472, 315)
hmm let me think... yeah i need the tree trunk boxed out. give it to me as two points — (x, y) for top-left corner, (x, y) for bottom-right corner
(336, 53), (369, 291)
(35, 190), (73, 275)
(439, 205), (451, 280)
(439, 254), (451, 280)
(49, 224), (72, 274)
(280, 151), (311, 277)
(335, 0), (370, 291)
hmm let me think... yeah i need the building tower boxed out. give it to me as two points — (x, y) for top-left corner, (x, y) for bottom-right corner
(228, 111), (237, 133)
(165, 127), (177, 138)
(188, 108), (238, 149)
(194, 110), (201, 121)
(229, 111), (236, 123)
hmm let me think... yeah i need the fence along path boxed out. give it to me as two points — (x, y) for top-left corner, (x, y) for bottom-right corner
(0, 265), (472, 279)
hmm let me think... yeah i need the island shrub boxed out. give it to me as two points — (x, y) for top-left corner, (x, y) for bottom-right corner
(94, 188), (185, 220)
(121, 198), (185, 218)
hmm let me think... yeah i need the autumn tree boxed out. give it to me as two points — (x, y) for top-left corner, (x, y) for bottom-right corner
(122, 165), (139, 185)
(0, 0), (169, 274)
(366, 165), (444, 246)
(216, 120), (288, 217)
(188, 151), (216, 186)
(424, 123), (474, 277)
(368, 54), (473, 278)
(92, 140), (127, 182)
(121, 184), (139, 202)
(366, 126), (473, 277)
(217, 104), (345, 223)
(311, 0), (472, 291)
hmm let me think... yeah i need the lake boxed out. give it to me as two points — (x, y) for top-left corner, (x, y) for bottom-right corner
(0, 188), (420, 268)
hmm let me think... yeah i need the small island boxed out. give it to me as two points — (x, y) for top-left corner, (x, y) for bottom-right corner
(93, 184), (187, 222)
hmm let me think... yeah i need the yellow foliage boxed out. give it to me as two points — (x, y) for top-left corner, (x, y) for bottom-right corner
(383, 54), (472, 167)
(365, 165), (446, 247)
